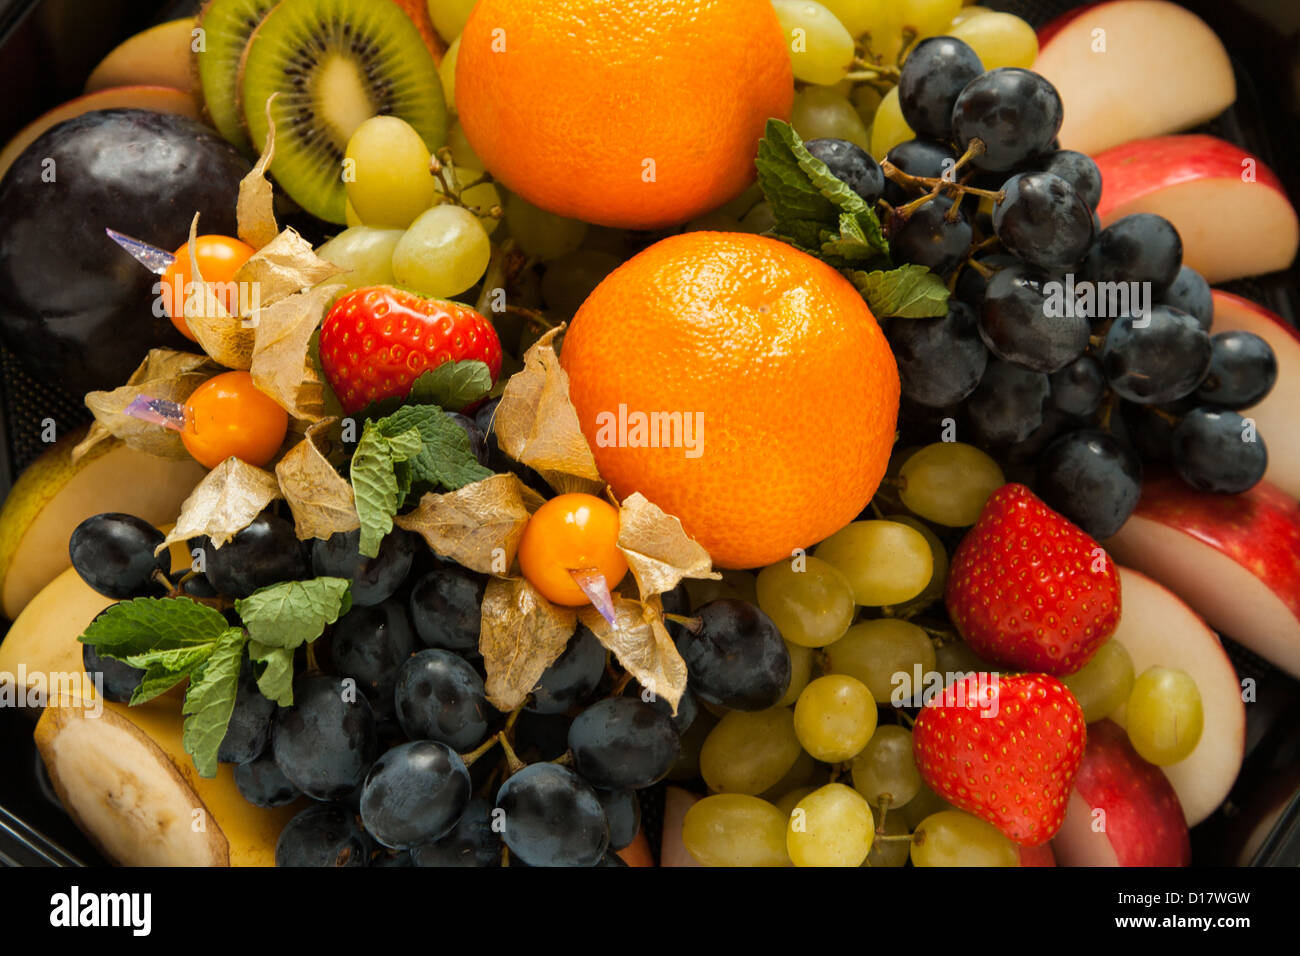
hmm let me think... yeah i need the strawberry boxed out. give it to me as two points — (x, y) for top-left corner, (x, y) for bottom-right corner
(945, 482), (1120, 675)
(319, 286), (503, 414)
(913, 672), (1086, 846)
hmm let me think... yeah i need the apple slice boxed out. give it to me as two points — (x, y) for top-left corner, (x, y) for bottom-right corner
(1093, 135), (1300, 283)
(1034, 1), (1234, 156)
(1105, 473), (1300, 680)
(1018, 843), (1056, 867)
(0, 428), (206, 621)
(660, 787), (703, 867)
(1106, 567), (1245, 826)
(84, 19), (198, 98)
(0, 85), (201, 181)
(1052, 719), (1190, 866)
(1209, 291), (1300, 500)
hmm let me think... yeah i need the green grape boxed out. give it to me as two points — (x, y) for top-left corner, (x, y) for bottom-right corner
(686, 576), (746, 609)
(864, 810), (910, 867)
(910, 810), (1019, 867)
(682, 794), (791, 867)
(391, 204), (491, 298)
(758, 750), (817, 802)
(791, 86), (871, 151)
(815, 520), (933, 607)
(1062, 640), (1135, 724)
(787, 783), (874, 867)
(667, 707), (718, 781)
(344, 116), (437, 229)
(756, 556), (856, 648)
(902, 783), (952, 829)
(315, 226), (403, 294)
(439, 36), (460, 114)
(882, 514), (948, 615)
(771, 0), (856, 86)
(700, 708), (803, 795)
(949, 11), (1038, 69)
(818, 0), (887, 37)
(898, 442), (1006, 527)
(933, 638), (996, 688)
(505, 192), (588, 261)
(1125, 667), (1204, 766)
(825, 618), (936, 705)
(899, 0), (963, 37)
(540, 250), (621, 316)
(851, 84), (884, 127)
(345, 198), (363, 227)
(949, 4), (994, 27)
(719, 182), (765, 220)
(779, 640), (816, 707)
(775, 786), (817, 820)
(721, 571), (759, 604)
(740, 202), (777, 235)
(793, 674), (877, 763)
(447, 121), (483, 169)
(850, 724), (921, 808)
(427, 0), (476, 43)
(436, 165), (502, 235)
(869, 86), (912, 161)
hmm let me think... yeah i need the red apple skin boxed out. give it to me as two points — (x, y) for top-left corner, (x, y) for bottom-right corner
(1132, 472), (1300, 623)
(1036, 1), (1103, 47)
(1018, 843), (1057, 867)
(1071, 720), (1191, 867)
(1095, 134), (1286, 220)
(1213, 290), (1300, 348)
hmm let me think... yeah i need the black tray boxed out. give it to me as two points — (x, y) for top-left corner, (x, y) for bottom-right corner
(0, 0), (1297, 867)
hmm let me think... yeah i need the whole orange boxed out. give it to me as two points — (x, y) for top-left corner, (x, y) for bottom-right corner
(455, 0), (793, 230)
(561, 232), (900, 570)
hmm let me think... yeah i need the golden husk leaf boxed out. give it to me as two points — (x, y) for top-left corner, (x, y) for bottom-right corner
(235, 229), (343, 308)
(480, 576), (577, 712)
(158, 457), (281, 554)
(617, 491), (720, 599)
(249, 283), (342, 422)
(395, 473), (545, 575)
(275, 419), (358, 541)
(74, 349), (221, 463)
(237, 94), (279, 250)
(493, 326), (605, 496)
(184, 214), (256, 369)
(579, 595), (687, 713)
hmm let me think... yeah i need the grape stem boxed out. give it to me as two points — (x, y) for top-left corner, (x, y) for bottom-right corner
(611, 672), (634, 696)
(896, 711), (916, 730)
(505, 305), (557, 331)
(876, 795), (892, 832)
(664, 613), (703, 635)
(429, 151), (461, 203)
(849, 58), (900, 81)
(551, 750), (575, 768)
(498, 732), (526, 776)
(460, 733), (502, 768)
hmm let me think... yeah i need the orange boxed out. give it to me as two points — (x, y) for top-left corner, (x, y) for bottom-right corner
(455, 0), (793, 230)
(561, 232), (900, 571)
(182, 371), (288, 470)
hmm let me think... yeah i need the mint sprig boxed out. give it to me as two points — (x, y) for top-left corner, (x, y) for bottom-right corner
(351, 405), (493, 557)
(80, 578), (353, 777)
(755, 120), (950, 319)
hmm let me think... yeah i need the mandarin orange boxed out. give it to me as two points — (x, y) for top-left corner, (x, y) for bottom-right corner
(454, 0), (793, 229)
(560, 232), (900, 570)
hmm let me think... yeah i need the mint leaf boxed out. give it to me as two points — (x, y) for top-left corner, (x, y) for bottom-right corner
(755, 119), (889, 267)
(848, 264), (951, 318)
(236, 577), (352, 650)
(181, 627), (247, 778)
(79, 597), (229, 655)
(378, 405), (493, 493)
(121, 644), (213, 705)
(248, 641), (295, 707)
(408, 360), (493, 410)
(351, 420), (423, 557)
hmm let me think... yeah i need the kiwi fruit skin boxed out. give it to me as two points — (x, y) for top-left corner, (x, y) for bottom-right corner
(238, 0), (447, 225)
(197, 0), (281, 154)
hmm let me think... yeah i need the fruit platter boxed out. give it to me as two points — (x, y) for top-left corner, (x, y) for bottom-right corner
(0, 0), (1298, 872)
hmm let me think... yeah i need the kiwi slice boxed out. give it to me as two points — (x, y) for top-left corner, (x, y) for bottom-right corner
(239, 0), (446, 224)
(197, 0), (280, 154)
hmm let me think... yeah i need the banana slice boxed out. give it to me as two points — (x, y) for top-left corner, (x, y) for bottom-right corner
(35, 696), (301, 866)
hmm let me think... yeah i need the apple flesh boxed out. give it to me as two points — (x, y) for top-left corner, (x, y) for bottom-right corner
(84, 19), (199, 100)
(1105, 473), (1300, 680)
(1106, 567), (1245, 826)
(1093, 134), (1299, 283)
(1034, 0), (1234, 156)
(1209, 291), (1300, 500)
(1018, 843), (1056, 867)
(1052, 719), (1190, 866)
